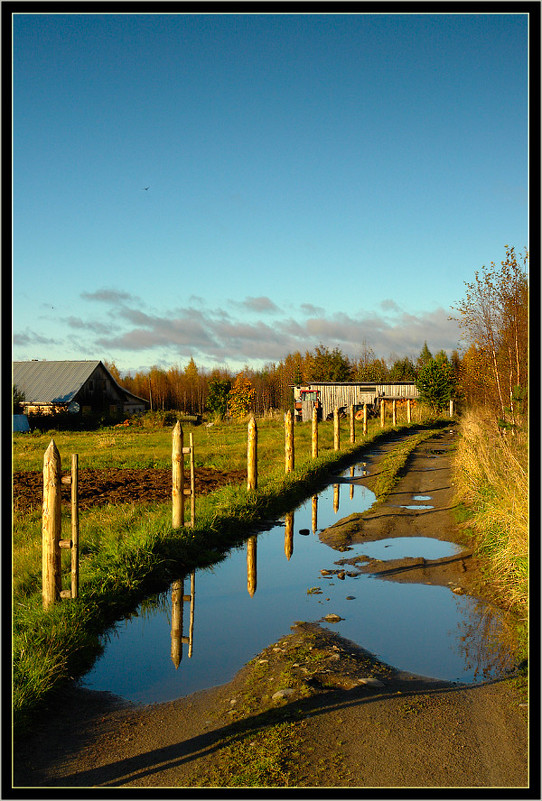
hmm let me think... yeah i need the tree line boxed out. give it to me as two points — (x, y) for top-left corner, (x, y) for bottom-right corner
(106, 246), (527, 423)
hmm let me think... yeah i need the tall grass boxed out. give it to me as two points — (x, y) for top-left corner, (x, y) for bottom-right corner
(453, 408), (528, 616)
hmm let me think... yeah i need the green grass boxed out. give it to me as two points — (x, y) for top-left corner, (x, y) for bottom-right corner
(12, 411), (445, 733)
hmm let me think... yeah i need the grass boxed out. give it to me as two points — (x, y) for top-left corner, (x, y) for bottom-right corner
(452, 408), (529, 664)
(12, 410), (446, 734)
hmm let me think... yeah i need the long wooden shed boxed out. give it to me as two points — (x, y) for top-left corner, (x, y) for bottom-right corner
(292, 381), (420, 422)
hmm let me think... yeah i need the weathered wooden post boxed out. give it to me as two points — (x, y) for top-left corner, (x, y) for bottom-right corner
(247, 536), (257, 597)
(284, 511), (293, 560)
(311, 495), (318, 533)
(285, 410), (294, 473)
(392, 399), (397, 426)
(380, 399), (386, 429)
(449, 398), (454, 418)
(312, 406), (318, 459)
(363, 403), (368, 436)
(407, 398), (412, 424)
(349, 405), (355, 444)
(172, 422), (184, 529)
(70, 453), (79, 599)
(189, 432), (196, 527)
(333, 407), (340, 451)
(42, 440), (62, 609)
(247, 416), (257, 491)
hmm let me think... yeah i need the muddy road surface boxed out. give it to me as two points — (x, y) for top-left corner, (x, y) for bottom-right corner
(13, 428), (529, 790)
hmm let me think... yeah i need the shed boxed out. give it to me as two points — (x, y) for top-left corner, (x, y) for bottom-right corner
(13, 414), (31, 433)
(12, 360), (148, 418)
(292, 382), (420, 422)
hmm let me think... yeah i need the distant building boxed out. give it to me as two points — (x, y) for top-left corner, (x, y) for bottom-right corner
(12, 360), (148, 418)
(292, 381), (420, 421)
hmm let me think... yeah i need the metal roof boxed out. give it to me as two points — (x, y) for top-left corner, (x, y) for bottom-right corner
(12, 360), (102, 404)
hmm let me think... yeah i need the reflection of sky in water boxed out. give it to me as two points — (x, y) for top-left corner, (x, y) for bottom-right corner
(358, 537), (461, 561)
(82, 465), (515, 705)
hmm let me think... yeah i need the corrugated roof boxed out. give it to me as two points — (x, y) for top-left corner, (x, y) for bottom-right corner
(12, 360), (101, 404)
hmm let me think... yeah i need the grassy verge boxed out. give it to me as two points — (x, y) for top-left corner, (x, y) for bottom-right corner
(12, 413), (446, 734)
(452, 408), (528, 661)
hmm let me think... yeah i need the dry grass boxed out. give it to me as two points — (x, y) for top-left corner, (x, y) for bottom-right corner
(454, 408), (528, 615)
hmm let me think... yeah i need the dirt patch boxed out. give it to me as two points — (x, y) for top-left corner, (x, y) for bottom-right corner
(13, 623), (528, 789)
(13, 467), (246, 512)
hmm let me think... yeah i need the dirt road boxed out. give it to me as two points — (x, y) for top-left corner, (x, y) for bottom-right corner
(13, 429), (530, 790)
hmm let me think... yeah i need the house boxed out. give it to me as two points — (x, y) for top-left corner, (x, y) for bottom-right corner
(12, 360), (148, 418)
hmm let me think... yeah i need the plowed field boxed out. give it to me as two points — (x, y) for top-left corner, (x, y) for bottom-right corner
(13, 467), (246, 512)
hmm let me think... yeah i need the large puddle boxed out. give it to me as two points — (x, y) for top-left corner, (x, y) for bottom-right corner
(82, 463), (516, 704)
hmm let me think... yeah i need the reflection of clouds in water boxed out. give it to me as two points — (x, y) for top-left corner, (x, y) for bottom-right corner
(451, 595), (517, 680)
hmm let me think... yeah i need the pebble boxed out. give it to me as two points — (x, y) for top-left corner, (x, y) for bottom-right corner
(272, 688), (295, 701)
(358, 677), (385, 688)
(324, 613), (344, 623)
(346, 596), (356, 600)
(299, 529), (310, 536)
(258, 659), (269, 664)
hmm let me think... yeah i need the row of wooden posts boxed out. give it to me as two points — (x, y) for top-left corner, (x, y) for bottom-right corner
(41, 399), (453, 609)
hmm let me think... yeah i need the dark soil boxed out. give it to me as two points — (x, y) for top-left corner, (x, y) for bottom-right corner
(13, 467), (246, 512)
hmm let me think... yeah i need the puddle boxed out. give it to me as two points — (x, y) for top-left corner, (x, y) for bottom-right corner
(399, 504), (434, 510)
(413, 495), (432, 501)
(358, 537), (460, 561)
(81, 461), (517, 704)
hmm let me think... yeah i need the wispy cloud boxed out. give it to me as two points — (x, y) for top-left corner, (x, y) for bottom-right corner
(13, 289), (462, 370)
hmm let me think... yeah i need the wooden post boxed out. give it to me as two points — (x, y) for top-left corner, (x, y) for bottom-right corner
(349, 405), (355, 444)
(71, 454), (79, 599)
(247, 416), (257, 491)
(392, 399), (397, 426)
(380, 399), (385, 429)
(333, 407), (340, 451)
(407, 398), (412, 424)
(363, 403), (368, 436)
(247, 536), (257, 597)
(171, 578), (183, 668)
(284, 511), (293, 560)
(172, 422), (184, 529)
(311, 495), (318, 533)
(189, 432), (196, 527)
(285, 410), (294, 473)
(42, 440), (62, 609)
(312, 406), (318, 459)
(449, 398), (454, 418)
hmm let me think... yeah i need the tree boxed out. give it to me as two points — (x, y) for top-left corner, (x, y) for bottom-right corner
(228, 373), (256, 420)
(416, 342), (433, 370)
(304, 345), (352, 382)
(206, 378), (231, 419)
(452, 246), (528, 419)
(389, 356), (416, 381)
(13, 384), (25, 414)
(416, 358), (456, 413)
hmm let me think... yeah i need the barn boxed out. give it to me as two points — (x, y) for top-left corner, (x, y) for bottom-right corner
(292, 381), (420, 422)
(12, 360), (148, 419)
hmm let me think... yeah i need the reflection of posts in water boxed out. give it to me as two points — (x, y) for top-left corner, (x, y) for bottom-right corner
(247, 536), (257, 597)
(170, 572), (195, 669)
(312, 495), (318, 533)
(333, 483), (340, 513)
(284, 511), (294, 560)
(350, 466), (355, 500)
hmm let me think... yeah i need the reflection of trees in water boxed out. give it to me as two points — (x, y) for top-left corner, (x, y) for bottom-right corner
(451, 594), (517, 680)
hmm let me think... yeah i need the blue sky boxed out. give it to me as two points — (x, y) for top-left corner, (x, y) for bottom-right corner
(12, 12), (529, 374)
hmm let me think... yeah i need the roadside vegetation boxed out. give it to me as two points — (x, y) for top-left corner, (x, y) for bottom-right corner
(12, 409), (445, 734)
(451, 246), (529, 659)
